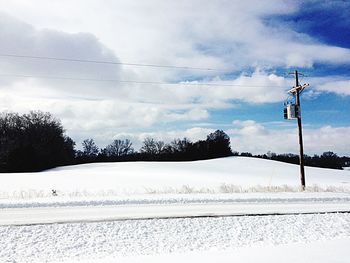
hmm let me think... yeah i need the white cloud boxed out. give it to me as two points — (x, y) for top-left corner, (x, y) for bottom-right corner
(1, 1), (350, 74)
(0, 2), (349, 151)
(316, 80), (350, 96)
(0, 13), (125, 100)
(296, 76), (350, 98)
(103, 121), (350, 156)
(228, 120), (350, 156)
(185, 70), (288, 104)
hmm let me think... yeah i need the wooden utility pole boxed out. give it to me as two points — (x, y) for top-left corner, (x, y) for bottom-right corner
(287, 70), (308, 190)
(295, 71), (306, 190)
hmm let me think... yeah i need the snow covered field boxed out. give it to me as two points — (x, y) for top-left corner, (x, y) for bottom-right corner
(1, 157), (349, 201)
(1, 157), (350, 262)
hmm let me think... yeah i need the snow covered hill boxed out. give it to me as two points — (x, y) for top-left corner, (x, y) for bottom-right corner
(1, 157), (350, 263)
(1, 157), (349, 200)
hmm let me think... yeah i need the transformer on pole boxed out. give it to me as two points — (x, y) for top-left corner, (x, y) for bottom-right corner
(284, 70), (309, 190)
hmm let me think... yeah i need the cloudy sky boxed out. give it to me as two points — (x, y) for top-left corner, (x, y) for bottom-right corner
(0, 0), (349, 155)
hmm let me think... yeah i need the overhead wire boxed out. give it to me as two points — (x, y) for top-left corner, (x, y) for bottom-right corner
(0, 73), (287, 88)
(0, 52), (290, 88)
(0, 53), (222, 71)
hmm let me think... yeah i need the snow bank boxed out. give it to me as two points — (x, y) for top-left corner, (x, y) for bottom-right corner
(1, 213), (349, 262)
(1, 192), (350, 209)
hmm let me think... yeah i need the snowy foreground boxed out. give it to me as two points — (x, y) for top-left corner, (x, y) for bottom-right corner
(1, 157), (350, 262)
(1, 213), (350, 262)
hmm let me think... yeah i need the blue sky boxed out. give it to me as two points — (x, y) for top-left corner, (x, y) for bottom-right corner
(223, 1), (350, 125)
(271, 1), (350, 49)
(0, 0), (349, 155)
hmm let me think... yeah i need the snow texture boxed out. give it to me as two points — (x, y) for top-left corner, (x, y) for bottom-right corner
(1, 213), (350, 263)
(78, 238), (350, 263)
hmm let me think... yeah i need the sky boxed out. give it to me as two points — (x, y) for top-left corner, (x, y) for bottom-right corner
(0, 0), (349, 155)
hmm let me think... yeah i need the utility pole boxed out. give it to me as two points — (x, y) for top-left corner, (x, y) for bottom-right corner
(287, 70), (308, 190)
(295, 71), (306, 190)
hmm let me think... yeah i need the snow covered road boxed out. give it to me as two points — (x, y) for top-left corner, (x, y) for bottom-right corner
(1, 201), (350, 226)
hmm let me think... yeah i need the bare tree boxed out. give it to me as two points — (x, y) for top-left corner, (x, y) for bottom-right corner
(140, 137), (157, 155)
(155, 140), (165, 154)
(103, 139), (134, 157)
(82, 139), (99, 157)
(171, 138), (192, 153)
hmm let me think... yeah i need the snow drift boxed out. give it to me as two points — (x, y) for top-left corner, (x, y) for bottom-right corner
(0, 157), (349, 200)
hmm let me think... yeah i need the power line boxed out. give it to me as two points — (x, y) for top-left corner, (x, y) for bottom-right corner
(0, 53), (222, 71)
(0, 73), (286, 88)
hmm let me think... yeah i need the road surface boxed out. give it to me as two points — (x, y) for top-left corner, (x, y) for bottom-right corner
(1, 201), (349, 225)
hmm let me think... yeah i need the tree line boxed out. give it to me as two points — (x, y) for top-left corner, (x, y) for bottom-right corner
(0, 111), (349, 172)
(0, 111), (232, 172)
(0, 111), (75, 172)
(236, 151), (349, 170)
(76, 129), (232, 163)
